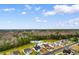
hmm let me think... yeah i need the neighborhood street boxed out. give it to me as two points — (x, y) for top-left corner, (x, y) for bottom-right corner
(42, 43), (77, 55)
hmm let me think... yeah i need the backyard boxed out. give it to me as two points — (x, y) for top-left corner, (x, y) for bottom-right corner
(0, 39), (59, 55)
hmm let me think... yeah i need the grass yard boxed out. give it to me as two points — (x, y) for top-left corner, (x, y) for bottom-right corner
(0, 39), (61, 55)
(71, 44), (79, 52)
(0, 43), (36, 55)
(41, 39), (60, 43)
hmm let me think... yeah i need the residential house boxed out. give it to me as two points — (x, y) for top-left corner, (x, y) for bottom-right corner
(23, 48), (32, 55)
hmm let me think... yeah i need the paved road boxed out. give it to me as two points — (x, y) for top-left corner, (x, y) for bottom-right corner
(42, 43), (77, 55)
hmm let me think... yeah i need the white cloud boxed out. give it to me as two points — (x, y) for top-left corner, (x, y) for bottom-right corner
(7, 21), (12, 23)
(68, 18), (79, 25)
(35, 7), (41, 11)
(36, 19), (41, 22)
(2, 8), (15, 12)
(43, 11), (56, 16)
(25, 5), (32, 10)
(21, 11), (27, 14)
(34, 17), (41, 22)
(43, 4), (79, 16)
(34, 17), (47, 23)
(43, 20), (47, 22)
(54, 4), (79, 14)
(59, 18), (79, 27)
(42, 9), (46, 12)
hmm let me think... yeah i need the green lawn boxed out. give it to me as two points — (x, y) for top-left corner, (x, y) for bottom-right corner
(0, 39), (59, 55)
(0, 43), (36, 55)
(41, 39), (60, 43)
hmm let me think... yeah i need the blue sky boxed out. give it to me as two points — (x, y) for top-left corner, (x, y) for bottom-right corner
(0, 4), (79, 29)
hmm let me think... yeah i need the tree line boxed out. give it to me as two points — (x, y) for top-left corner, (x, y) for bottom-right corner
(0, 32), (79, 51)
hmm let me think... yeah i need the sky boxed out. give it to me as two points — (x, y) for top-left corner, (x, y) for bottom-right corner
(0, 4), (79, 29)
